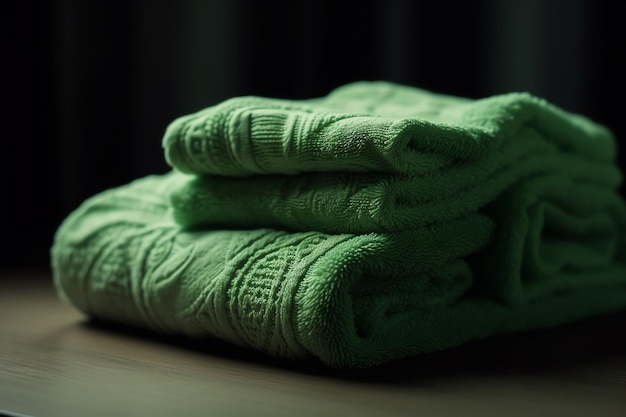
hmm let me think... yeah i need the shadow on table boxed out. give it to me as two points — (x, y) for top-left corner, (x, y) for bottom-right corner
(80, 307), (626, 385)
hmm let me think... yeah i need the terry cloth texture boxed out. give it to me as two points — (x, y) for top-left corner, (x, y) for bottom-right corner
(52, 81), (626, 368)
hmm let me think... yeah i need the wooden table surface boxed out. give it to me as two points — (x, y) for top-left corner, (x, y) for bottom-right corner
(1, 270), (625, 417)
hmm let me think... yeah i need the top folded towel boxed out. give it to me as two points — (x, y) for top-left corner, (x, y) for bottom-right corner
(163, 81), (616, 177)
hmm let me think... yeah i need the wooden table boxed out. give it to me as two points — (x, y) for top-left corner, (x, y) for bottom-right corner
(1, 270), (625, 417)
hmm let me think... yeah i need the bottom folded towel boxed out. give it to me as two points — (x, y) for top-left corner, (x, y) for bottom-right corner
(51, 173), (626, 368)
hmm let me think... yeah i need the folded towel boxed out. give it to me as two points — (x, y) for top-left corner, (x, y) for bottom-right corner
(163, 82), (615, 177)
(52, 82), (626, 368)
(166, 82), (626, 304)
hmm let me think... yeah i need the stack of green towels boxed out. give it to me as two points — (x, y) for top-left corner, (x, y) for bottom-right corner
(52, 81), (626, 368)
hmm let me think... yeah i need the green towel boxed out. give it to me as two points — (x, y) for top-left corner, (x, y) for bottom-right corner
(52, 82), (626, 368)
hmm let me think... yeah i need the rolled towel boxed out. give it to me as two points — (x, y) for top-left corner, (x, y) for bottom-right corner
(51, 82), (626, 368)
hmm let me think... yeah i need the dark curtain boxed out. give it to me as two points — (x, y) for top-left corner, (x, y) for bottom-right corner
(2, 0), (625, 271)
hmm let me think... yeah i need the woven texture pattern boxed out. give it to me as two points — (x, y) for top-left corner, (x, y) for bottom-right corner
(52, 82), (626, 368)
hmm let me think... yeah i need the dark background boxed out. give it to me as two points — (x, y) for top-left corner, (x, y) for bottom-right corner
(2, 0), (625, 272)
